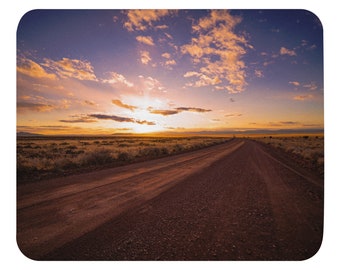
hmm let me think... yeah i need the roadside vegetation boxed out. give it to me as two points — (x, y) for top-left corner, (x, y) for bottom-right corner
(254, 135), (324, 177)
(17, 136), (229, 183)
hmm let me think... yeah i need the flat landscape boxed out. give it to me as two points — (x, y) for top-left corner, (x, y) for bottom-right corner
(17, 136), (323, 260)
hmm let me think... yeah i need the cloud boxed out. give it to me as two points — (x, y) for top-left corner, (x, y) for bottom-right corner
(165, 59), (176, 66)
(89, 114), (155, 125)
(17, 58), (56, 80)
(148, 106), (211, 116)
(140, 50), (152, 65)
(155, 25), (168, 30)
(102, 72), (134, 87)
(42, 57), (97, 81)
(59, 114), (97, 123)
(279, 121), (299, 125)
(254, 70), (264, 78)
(83, 100), (97, 106)
(176, 107), (212, 113)
(293, 94), (314, 101)
(225, 113), (242, 117)
(135, 120), (156, 125)
(161, 52), (171, 59)
(148, 108), (179, 116)
(289, 81), (300, 86)
(181, 10), (250, 93)
(89, 113), (135, 123)
(136, 35), (155, 46)
(280, 47), (297, 56)
(303, 82), (318, 91)
(139, 75), (164, 92)
(17, 95), (71, 113)
(183, 71), (201, 78)
(123, 10), (171, 31)
(112, 99), (138, 111)
(17, 101), (56, 112)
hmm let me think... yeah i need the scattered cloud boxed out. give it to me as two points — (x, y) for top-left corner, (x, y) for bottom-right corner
(89, 113), (155, 125)
(136, 35), (155, 46)
(148, 106), (211, 116)
(301, 40), (317, 50)
(59, 114), (97, 123)
(165, 59), (176, 66)
(181, 10), (250, 93)
(17, 101), (56, 112)
(225, 113), (242, 117)
(102, 72), (134, 87)
(254, 69), (264, 78)
(289, 81), (300, 86)
(17, 95), (72, 113)
(303, 82), (318, 91)
(112, 99), (138, 111)
(155, 25), (168, 30)
(161, 52), (171, 59)
(148, 108), (179, 116)
(89, 113), (134, 123)
(82, 100), (97, 106)
(123, 10), (172, 31)
(280, 47), (297, 56)
(139, 75), (164, 92)
(293, 94), (314, 101)
(134, 120), (156, 125)
(17, 57), (56, 80)
(42, 57), (97, 81)
(183, 71), (201, 78)
(279, 121), (299, 125)
(176, 107), (212, 113)
(140, 50), (152, 65)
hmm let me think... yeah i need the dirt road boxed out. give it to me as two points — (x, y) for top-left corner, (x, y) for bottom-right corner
(17, 139), (323, 260)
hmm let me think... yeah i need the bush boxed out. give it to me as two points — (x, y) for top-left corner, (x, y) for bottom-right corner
(117, 152), (131, 161)
(81, 149), (114, 166)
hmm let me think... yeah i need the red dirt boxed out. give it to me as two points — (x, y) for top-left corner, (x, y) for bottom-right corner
(17, 139), (323, 260)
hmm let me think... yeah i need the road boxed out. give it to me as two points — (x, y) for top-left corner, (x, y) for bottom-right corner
(17, 139), (323, 260)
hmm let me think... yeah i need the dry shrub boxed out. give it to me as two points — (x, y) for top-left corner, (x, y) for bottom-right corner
(80, 148), (115, 166)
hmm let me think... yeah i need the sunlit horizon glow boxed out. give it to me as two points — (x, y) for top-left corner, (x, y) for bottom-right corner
(17, 10), (323, 135)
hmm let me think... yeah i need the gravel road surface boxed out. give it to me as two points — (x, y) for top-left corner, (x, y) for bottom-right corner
(17, 139), (323, 260)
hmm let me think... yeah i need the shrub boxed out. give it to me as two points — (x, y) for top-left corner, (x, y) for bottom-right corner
(117, 152), (131, 162)
(80, 149), (114, 166)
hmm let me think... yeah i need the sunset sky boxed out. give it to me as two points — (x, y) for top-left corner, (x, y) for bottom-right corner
(17, 10), (323, 135)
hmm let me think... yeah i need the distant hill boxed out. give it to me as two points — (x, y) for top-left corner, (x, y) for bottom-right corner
(17, 132), (42, 137)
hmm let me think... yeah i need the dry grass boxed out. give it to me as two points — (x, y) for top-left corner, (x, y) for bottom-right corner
(17, 136), (230, 182)
(254, 135), (324, 176)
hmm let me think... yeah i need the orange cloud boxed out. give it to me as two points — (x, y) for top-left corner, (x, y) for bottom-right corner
(102, 72), (134, 87)
(293, 94), (314, 101)
(140, 51), (152, 65)
(112, 99), (138, 111)
(181, 10), (249, 93)
(17, 58), (56, 80)
(42, 58), (97, 81)
(59, 114), (97, 123)
(161, 52), (171, 59)
(136, 35), (155, 46)
(17, 101), (56, 112)
(280, 47), (297, 56)
(124, 10), (172, 31)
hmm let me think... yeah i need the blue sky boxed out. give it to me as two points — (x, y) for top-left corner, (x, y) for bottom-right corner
(17, 10), (323, 134)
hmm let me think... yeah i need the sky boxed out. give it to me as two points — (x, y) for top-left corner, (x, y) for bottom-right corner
(16, 10), (323, 135)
